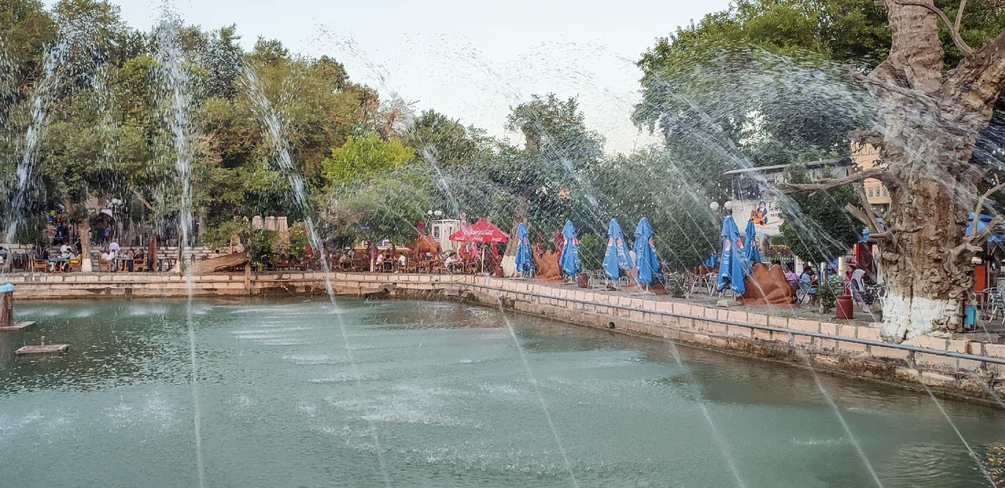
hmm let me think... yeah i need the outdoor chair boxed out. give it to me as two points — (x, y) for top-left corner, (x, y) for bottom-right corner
(432, 260), (448, 274)
(97, 259), (112, 272)
(66, 255), (83, 272)
(31, 257), (47, 273)
(987, 288), (1005, 324)
(133, 257), (147, 272)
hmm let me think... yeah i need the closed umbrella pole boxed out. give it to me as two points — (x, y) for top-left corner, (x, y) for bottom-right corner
(717, 216), (746, 295)
(604, 219), (634, 280)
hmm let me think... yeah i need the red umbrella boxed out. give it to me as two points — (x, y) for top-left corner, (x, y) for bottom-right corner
(449, 219), (509, 243)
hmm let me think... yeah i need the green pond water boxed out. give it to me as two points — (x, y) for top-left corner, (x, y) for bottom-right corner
(1, 298), (1003, 487)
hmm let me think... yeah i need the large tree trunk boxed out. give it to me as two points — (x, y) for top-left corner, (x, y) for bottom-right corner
(862, 0), (1005, 341)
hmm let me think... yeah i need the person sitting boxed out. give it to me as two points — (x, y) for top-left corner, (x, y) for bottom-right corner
(798, 267), (818, 305)
(99, 247), (114, 271)
(59, 243), (74, 258)
(397, 253), (406, 271)
(783, 263), (800, 295)
(850, 265), (873, 305)
(375, 252), (385, 271)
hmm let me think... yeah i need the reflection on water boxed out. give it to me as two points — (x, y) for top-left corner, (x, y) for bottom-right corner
(1, 298), (1003, 487)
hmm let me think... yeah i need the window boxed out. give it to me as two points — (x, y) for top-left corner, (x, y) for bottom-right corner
(868, 188), (874, 197)
(433, 227), (440, 239)
(882, 187), (888, 196)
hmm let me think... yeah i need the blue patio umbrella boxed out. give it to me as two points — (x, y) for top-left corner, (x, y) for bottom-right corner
(514, 223), (532, 274)
(559, 220), (581, 277)
(634, 217), (663, 285)
(744, 219), (761, 268)
(703, 252), (718, 269)
(717, 216), (746, 295)
(603, 219), (634, 280)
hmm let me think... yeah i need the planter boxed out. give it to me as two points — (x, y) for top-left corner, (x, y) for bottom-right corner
(576, 273), (589, 288)
(835, 294), (854, 320)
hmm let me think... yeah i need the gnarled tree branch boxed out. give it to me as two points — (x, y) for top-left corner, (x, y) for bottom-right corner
(783, 168), (888, 195)
(896, 0), (975, 58)
(972, 181), (1005, 224)
(954, 0), (967, 32)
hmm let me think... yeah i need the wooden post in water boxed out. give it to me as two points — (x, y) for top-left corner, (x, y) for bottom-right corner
(0, 287), (12, 328)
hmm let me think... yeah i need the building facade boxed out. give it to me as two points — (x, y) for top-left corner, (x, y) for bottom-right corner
(852, 143), (890, 213)
(725, 158), (854, 237)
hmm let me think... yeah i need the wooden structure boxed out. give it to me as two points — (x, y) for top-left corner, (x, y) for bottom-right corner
(738, 263), (796, 307)
(531, 245), (562, 283)
(16, 344), (69, 355)
(184, 252), (249, 274)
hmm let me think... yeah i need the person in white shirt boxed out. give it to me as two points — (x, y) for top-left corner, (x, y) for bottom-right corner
(108, 240), (120, 257)
(59, 243), (72, 258)
(397, 253), (406, 269)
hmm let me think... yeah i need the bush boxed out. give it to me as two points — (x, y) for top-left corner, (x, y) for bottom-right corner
(203, 218), (250, 250)
(577, 233), (605, 270)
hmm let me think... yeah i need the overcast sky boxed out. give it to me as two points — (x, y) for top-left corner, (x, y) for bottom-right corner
(45, 0), (732, 153)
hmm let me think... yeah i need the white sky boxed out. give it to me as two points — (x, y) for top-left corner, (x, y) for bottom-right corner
(45, 0), (732, 154)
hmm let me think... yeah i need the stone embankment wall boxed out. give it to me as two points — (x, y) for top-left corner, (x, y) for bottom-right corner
(6, 271), (1004, 403)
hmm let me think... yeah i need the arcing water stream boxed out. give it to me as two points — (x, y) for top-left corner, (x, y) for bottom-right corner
(153, 13), (204, 488)
(242, 66), (392, 487)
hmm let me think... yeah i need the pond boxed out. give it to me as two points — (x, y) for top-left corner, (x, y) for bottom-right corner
(1, 298), (1003, 487)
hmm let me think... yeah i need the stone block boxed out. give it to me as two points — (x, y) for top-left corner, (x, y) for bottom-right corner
(948, 340), (971, 354)
(985, 343), (1005, 359)
(727, 324), (751, 338)
(856, 327), (882, 342)
(770, 330), (790, 342)
(915, 352), (957, 370)
(631, 298), (644, 309)
(707, 322), (729, 336)
(717, 309), (730, 321)
(871, 346), (910, 360)
(656, 301), (674, 313)
(768, 316), (788, 328)
(753, 328), (771, 341)
(673, 302), (691, 315)
(727, 310), (747, 323)
(839, 341), (868, 354)
(789, 319), (819, 333)
(905, 335), (943, 351)
(819, 322), (837, 336)
(957, 358), (984, 372)
(746, 313), (768, 326)
(704, 308), (718, 320)
(817, 338), (837, 350)
(839, 325), (858, 339)
(920, 371), (957, 387)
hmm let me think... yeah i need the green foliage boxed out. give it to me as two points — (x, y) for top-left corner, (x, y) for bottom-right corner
(818, 275), (845, 314)
(585, 147), (726, 268)
(778, 165), (860, 263)
(577, 233), (605, 270)
(202, 217), (249, 249)
(407, 110), (486, 167)
(320, 167), (431, 247)
(287, 222), (310, 259)
(322, 133), (415, 189)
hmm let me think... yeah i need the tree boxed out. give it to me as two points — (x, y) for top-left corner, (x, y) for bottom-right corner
(406, 110), (484, 167)
(321, 132), (414, 189)
(788, 1), (1005, 339)
(638, 0), (1005, 339)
